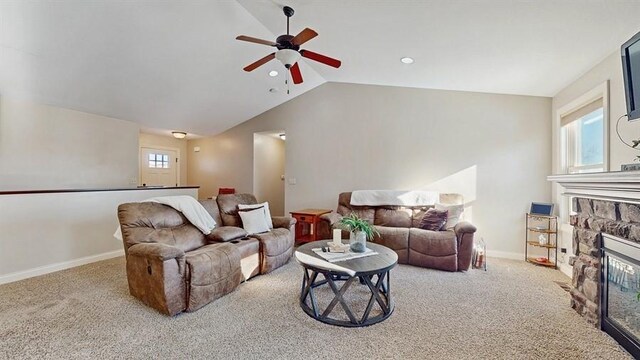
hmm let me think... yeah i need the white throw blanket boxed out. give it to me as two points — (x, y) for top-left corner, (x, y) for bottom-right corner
(113, 195), (216, 241)
(295, 252), (356, 277)
(350, 190), (439, 206)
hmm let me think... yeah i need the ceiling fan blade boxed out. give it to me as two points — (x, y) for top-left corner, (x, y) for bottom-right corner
(291, 28), (318, 46)
(236, 35), (277, 47)
(300, 50), (341, 68)
(243, 53), (276, 72)
(290, 62), (303, 84)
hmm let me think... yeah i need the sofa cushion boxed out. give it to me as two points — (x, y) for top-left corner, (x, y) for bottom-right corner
(185, 243), (242, 311)
(409, 228), (457, 257)
(373, 226), (409, 264)
(118, 202), (208, 253)
(238, 202), (273, 229)
(250, 228), (294, 274)
(206, 226), (247, 242)
(418, 208), (448, 231)
(411, 206), (434, 228)
(336, 192), (375, 223)
(239, 207), (270, 235)
(216, 194), (258, 227)
(200, 199), (223, 226)
(435, 203), (464, 229)
(409, 228), (458, 271)
(374, 207), (412, 228)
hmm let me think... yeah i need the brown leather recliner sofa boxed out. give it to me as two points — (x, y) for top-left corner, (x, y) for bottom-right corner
(117, 193), (295, 316)
(317, 192), (477, 272)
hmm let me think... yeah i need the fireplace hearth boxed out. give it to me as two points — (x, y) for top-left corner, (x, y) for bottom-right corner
(602, 233), (640, 358)
(548, 171), (640, 358)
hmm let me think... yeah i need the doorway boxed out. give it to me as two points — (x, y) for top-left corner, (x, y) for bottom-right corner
(253, 132), (285, 216)
(140, 147), (178, 187)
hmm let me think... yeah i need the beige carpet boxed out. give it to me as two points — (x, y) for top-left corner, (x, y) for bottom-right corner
(0, 257), (631, 359)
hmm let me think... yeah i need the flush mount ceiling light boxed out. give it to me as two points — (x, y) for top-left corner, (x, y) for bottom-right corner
(269, 70), (279, 77)
(172, 131), (187, 139)
(400, 57), (414, 64)
(279, 133), (286, 140)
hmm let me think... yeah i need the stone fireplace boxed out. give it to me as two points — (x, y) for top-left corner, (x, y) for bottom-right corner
(549, 172), (640, 357)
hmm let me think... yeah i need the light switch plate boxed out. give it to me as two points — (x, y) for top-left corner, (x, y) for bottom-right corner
(193, 146), (201, 152)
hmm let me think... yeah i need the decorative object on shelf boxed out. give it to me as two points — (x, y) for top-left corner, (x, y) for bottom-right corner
(472, 237), (487, 271)
(529, 202), (554, 216)
(525, 213), (558, 269)
(538, 234), (548, 246)
(339, 213), (379, 253)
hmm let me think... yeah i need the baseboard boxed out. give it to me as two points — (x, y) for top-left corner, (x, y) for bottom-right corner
(0, 249), (124, 285)
(559, 262), (573, 278)
(486, 250), (523, 260)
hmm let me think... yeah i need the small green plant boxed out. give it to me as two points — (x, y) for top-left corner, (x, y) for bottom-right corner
(339, 213), (379, 241)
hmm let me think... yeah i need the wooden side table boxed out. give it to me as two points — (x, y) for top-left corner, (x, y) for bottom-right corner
(290, 209), (331, 244)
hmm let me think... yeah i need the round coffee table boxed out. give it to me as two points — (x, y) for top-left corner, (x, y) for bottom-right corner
(295, 240), (398, 327)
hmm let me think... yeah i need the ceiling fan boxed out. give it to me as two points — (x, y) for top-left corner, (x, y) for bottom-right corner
(235, 5), (341, 85)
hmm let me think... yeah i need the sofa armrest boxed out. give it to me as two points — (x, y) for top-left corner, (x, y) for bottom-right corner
(320, 212), (343, 226)
(454, 221), (476, 271)
(272, 216), (296, 229)
(454, 221), (477, 235)
(206, 226), (248, 242)
(128, 242), (185, 261)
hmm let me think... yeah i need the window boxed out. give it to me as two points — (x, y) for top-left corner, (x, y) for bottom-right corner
(561, 99), (605, 173)
(148, 153), (169, 168)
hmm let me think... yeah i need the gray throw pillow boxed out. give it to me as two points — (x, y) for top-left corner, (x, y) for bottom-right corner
(418, 208), (448, 231)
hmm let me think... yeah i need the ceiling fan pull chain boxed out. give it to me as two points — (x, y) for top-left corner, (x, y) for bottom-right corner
(286, 71), (290, 94)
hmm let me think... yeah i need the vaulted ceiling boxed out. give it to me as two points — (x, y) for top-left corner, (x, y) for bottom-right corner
(2, 1), (640, 136)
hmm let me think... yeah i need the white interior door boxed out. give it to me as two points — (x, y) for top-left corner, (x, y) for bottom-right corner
(140, 147), (178, 187)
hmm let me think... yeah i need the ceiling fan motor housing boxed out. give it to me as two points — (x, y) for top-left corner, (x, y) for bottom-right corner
(276, 49), (301, 68)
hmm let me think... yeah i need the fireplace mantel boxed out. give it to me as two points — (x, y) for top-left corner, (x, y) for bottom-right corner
(548, 171), (640, 204)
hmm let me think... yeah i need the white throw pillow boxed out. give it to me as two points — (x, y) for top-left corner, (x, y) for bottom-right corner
(238, 208), (270, 235)
(238, 202), (273, 229)
(435, 203), (464, 229)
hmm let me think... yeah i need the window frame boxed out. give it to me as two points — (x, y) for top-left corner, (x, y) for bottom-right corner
(554, 81), (610, 223)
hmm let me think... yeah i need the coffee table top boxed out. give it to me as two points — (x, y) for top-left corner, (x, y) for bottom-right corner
(295, 240), (398, 276)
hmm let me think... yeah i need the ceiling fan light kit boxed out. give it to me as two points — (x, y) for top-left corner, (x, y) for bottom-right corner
(275, 49), (301, 68)
(236, 5), (341, 88)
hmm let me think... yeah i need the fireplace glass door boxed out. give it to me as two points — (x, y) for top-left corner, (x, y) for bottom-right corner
(602, 234), (640, 357)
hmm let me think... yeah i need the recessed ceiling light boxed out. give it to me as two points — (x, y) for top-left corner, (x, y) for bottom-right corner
(269, 70), (279, 77)
(400, 57), (414, 64)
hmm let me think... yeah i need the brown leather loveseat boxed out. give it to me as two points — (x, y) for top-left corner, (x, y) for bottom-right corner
(317, 192), (477, 272)
(117, 193), (295, 315)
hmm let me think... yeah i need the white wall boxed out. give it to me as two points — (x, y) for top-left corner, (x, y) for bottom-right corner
(0, 97), (140, 190)
(552, 50), (631, 172)
(0, 187), (198, 284)
(551, 50), (634, 275)
(188, 82), (552, 257)
(253, 133), (285, 216)
(139, 132), (188, 186)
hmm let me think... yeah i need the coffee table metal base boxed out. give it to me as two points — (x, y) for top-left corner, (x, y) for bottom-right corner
(299, 267), (393, 327)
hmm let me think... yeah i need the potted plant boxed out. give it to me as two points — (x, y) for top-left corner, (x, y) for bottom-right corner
(339, 213), (379, 253)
